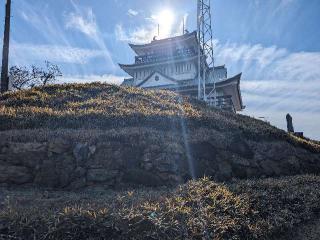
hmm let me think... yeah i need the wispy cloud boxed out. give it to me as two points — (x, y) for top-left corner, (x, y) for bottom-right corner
(217, 41), (320, 139)
(10, 43), (104, 65)
(242, 81), (320, 140)
(65, 1), (116, 70)
(65, 9), (97, 36)
(127, 9), (139, 17)
(274, 0), (295, 14)
(20, 11), (31, 22)
(215, 42), (320, 82)
(115, 24), (156, 44)
(18, 2), (75, 48)
(271, 52), (320, 81)
(242, 80), (320, 112)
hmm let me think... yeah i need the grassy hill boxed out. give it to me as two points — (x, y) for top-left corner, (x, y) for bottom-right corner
(0, 82), (318, 152)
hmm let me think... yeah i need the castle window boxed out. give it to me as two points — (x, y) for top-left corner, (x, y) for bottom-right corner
(187, 63), (191, 71)
(155, 76), (159, 81)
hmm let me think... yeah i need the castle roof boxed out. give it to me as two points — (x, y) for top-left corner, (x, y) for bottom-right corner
(119, 55), (198, 77)
(129, 31), (198, 56)
(122, 71), (244, 111)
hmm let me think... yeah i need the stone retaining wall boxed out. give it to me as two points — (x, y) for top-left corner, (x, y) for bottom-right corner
(0, 133), (319, 189)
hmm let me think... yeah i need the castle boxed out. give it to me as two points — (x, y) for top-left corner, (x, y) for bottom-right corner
(119, 31), (244, 112)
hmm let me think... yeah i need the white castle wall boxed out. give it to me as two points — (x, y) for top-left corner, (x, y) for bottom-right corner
(134, 62), (197, 86)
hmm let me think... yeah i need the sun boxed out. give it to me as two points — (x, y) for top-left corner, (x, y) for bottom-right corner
(156, 9), (175, 38)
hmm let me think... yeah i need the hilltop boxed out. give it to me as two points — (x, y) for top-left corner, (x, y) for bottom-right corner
(0, 82), (319, 188)
(0, 83), (317, 147)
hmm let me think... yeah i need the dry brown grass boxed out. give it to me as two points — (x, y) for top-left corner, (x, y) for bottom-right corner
(0, 175), (320, 239)
(0, 83), (319, 153)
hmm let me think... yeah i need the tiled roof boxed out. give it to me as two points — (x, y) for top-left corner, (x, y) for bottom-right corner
(129, 31), (197, 48)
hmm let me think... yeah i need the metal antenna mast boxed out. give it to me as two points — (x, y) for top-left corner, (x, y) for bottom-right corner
(1, 0), (11, 93)
(197, 0), (216, 104)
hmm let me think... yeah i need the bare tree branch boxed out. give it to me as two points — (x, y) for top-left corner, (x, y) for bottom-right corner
(9, 62), (62, 90)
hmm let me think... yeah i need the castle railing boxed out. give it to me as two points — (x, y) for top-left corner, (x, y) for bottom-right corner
(207, 95), (235, 112)
(135, 48), (196, 65)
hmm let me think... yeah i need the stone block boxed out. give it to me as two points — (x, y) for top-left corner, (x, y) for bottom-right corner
(0, 166), (32, 184)
(87, 169), (119, 183)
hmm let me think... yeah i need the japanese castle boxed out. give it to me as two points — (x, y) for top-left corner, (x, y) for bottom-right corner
(119, 31), (244, 112)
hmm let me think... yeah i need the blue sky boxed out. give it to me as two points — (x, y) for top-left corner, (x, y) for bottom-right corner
(0, 0), (319, 140)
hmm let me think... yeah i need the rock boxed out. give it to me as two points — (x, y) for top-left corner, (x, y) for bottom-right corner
(48, 139), (70, 154)
(73, 143), (91, 165)
(68, 178), (87, 190)
(59, 156), (76, 187)
(36, 155), (76, 188)
(229, 135), (254, 159)
(89, 146), (96, 155)
(218, 161), (233, 179)
(87, 169), (119, 183)
(158, 172), (182, 185)
(156, 163), (178, 173)
(34, 159), (59, 188)
(287, 156), (301, 171)
(0, 166), (32, 184)
(245, 167), (259, 178)
(123, 169), (162, 187)
(0, 142), (47, 168)
(7, 142), (46, 154)
(73, 167), (87, 178)
(231, 157), (251, 167)
(259, 160), (282, 176)
(143, 162), (153, 171)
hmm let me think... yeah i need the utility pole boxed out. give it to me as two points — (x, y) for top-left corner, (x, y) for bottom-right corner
(197, 0), (200, 99)
(197, 0), (216, 104)
(1, 0), (11, 93)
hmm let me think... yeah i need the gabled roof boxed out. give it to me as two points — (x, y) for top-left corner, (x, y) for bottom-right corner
(136, 71), (179, 87)
(210, 73), (244, 110)
(129, 31), (198, 56)
(141, 73), (244, 111)
(216, 73), (241, 86)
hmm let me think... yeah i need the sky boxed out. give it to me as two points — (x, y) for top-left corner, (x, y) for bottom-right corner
(0, 0), (319, 140)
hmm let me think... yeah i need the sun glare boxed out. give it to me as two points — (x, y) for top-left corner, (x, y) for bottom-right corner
(156, 9), (175, 38)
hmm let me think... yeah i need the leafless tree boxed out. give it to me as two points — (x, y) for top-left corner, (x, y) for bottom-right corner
(31, 61), (62, 86)
(9, 61), (62, 90)
(9, 66), (32, 90)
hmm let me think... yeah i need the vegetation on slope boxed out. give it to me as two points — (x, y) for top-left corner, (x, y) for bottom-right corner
(0, 83), (319, 153)
(1, 175), (320, 239)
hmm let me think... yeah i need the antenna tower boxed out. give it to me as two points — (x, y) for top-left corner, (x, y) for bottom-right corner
(197, 0), (216, 104)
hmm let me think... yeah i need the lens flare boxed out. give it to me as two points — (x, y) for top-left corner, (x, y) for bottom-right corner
(156, 9), (175, 38)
